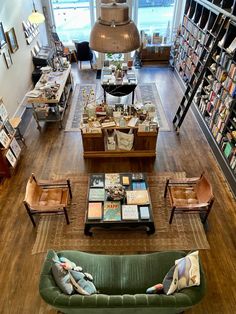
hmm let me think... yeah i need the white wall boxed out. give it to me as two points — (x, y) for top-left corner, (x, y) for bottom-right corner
(0, 0), (47, 117)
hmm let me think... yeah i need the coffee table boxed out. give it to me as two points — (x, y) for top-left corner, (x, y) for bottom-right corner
(84, 173), (155, 236)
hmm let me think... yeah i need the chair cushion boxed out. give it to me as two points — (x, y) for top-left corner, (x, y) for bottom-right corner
(39, 188), (68, 206)
(169, 186), (198, 206)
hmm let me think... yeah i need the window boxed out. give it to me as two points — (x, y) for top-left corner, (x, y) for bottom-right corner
(137, 0), (176, 45)
(51, 0), (95, 44)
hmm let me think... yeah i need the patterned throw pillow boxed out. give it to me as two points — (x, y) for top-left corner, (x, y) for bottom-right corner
(162, 265), (179, 295)
(175, 250), (200, 291)
(163, 251), (200, 295)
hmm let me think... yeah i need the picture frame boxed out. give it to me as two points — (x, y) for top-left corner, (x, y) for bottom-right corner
(6, 148), (17, 167)
(10, 137), (21, 158)
(3, 48), (13, 69)
(5, 27), (19, 53)
(0, 22), (7, 49)
(0, 100), (8, 122)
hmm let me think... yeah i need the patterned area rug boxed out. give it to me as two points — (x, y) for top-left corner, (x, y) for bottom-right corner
(32, 173), (210, 255)
(65, 83), (170, 131)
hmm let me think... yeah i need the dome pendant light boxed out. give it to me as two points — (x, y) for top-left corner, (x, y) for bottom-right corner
(90, 0), (140, 53)
(28, 0), (45, 24)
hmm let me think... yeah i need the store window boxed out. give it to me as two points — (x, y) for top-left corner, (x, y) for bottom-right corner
(137, 0), (176, 45)
(51, 0), (95, 44)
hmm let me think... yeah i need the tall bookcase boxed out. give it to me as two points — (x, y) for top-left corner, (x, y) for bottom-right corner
(174, 0), (236, 196)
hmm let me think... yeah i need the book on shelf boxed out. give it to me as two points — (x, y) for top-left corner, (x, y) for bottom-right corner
(139, 206), (150, 220)
(126, 190), (150, 205)
(10, 138), (21, 158)
(88, 188), (105, 201)
(90, 174), (104, 188)
(87, 202), (102, 220)
(105, 173), (120, 188)
(103, 201), (121, 221)
(132, 181), (146, 190)
(0, 129), (11, 148)
(224, 142), (232, 158)
(122, 205), (139, 220)
(5, 148), (17, 167)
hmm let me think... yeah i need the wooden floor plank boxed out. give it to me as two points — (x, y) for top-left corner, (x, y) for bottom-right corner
(0, 64), (235, 313)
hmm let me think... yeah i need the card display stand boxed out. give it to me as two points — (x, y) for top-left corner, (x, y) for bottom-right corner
(173, 0), (236, 196)
(0, 99), (22, 178)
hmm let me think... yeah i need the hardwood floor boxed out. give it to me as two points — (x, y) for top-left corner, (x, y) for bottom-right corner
(0, 64), (235, 313)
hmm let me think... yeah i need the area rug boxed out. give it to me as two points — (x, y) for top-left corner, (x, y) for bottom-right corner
(65, 83), (170, 131)
(65, 84), (96, 132)
(32, 173), (210, 255)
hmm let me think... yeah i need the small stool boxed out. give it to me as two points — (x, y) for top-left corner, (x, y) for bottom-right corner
(9, 117), (26, 145)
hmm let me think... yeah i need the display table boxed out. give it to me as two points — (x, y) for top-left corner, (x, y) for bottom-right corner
(84, 173), (155, 236)
(27, 65), (72, 130)
(101, 67), (137, 103)
(81, 127), (158, 158)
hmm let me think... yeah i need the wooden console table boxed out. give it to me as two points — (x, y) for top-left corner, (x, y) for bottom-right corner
(81, 127), (158, 158)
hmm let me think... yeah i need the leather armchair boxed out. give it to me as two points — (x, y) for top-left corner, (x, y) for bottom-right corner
(23, 173), (72, 227)
(164, 173), (214, 224)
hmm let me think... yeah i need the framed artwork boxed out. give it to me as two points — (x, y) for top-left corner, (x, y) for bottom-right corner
(0, 129), (11, 148)
(5, 28), (19, 53)
(0, 22), (7, 48)
(6, 148), (17, 167)
(0, 100), (8, 122)
(10, 138), (21, 158)
(3, 49), (13, 69)
(4, 119), (15, 137)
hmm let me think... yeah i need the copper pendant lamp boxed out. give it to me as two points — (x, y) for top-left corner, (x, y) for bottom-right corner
(90, 0), (140, 53)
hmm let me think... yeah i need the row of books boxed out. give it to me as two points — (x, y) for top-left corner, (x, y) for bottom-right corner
(90, 173), (147, 189)
(87, 202), (150, 221)
(89, 188), (150, 205)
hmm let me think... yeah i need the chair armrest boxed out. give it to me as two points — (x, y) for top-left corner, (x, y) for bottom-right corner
(168, 177), (200, 185)
(174, 203), (209, 209)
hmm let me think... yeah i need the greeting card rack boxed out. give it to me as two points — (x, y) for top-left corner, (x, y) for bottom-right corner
(0, 99), (22, 178)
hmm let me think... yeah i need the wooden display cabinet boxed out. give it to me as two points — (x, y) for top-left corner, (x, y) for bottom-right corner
(81, 127), (158, 158)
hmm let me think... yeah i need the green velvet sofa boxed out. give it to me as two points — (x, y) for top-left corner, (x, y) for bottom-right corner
(39, 250), (206, 314)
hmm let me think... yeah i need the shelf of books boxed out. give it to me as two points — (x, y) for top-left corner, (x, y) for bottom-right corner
(0, 98), (22, 178)
(173, 0), (236, 195)
(84, 173), (155, 236)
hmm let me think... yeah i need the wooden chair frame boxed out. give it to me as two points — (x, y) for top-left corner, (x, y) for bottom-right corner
(164, 173), (214, 224)
(23, 174), (72, 227)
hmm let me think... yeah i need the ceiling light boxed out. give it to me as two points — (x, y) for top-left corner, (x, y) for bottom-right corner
(28, 1), (45, 24)
(90, 0), (140, 53)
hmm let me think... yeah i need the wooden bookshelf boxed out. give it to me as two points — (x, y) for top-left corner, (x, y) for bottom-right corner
(173, 0), (236, 196)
